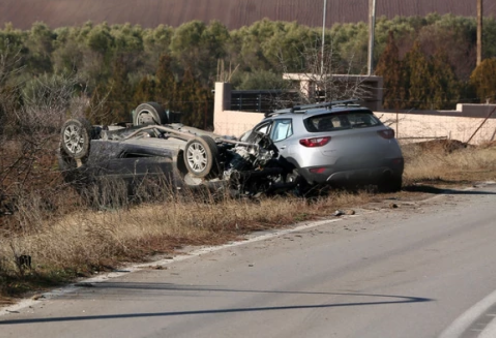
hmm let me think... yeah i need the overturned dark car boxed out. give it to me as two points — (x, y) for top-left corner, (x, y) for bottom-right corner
(58, 102), (298, 198)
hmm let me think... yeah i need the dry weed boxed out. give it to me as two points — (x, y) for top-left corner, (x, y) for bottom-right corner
(402, 142), (496, 184)
(0, 185), (372, 296)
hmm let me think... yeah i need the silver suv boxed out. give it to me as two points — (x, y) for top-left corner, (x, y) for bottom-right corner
(250, 100), (404, 192)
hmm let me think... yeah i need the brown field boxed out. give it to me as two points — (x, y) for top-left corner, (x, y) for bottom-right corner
(1, 139), (496, 303)
(1, 0), (489, 30)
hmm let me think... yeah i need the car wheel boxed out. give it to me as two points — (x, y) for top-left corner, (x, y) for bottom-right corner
(183, 136), (220, 178)
(286, 169), (310, 196)
(60, 118), (93, 160)
(133, 102), (168, 126)
(378, 175), (402, 193)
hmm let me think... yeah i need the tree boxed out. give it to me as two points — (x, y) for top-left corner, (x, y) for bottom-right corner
(52, 27), (84, 76)
(470, 58), (496, 103)
(172, 68), (213, 129)
(111, 23), (143, 54)
(171, 20), (229, 84)
(404, 41), (432, 109)
(86, 23), (113, 57)
(232, 69), (288, 90)
(330, 22), (369, 74)
(132, 75), (156, 108)
(155, 53), (178, 110)
(177, 68), (198, 126)
(400, 40), (461, 110)
(88, 56), (133, 124)
(429, 50), (460, 109)
(25, 22), (54, 75)
(375, 31), (408, 109)
(416, 15), (476, 81)
(142, 25), (173, 73)
(110, 56), (133, 121)
(257, 21), (315, 72)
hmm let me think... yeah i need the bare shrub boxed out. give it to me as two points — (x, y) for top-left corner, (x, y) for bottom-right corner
(0, 40), (25, 137)
(0, 72), (91, 233)
(279, 44), (370, 104)
(18, 73), (85, 133)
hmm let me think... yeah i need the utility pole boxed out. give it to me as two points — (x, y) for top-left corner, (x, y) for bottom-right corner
(367, 0), (377, 75)
(321, 0), (327, 75)
(477, 0), (483, 66)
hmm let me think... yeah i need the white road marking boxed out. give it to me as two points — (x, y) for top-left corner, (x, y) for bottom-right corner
(478, 312), (496, 338)
(438, 289), (496, 338)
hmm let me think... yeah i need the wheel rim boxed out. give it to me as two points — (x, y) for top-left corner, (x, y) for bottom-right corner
(63, 124), (84, 155)
(186, 142), (208, 173)
(136, 112), (149, 125)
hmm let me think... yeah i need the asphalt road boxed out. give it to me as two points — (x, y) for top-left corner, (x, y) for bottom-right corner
(2, 184), (496, 338)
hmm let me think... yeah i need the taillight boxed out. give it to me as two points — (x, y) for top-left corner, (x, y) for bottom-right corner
(299, 137), (331, 147)
(310, 167), (326, 174)
(378, 129), (395, 139)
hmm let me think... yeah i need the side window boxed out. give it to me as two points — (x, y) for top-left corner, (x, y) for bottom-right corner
(271, 119), (293, 142)
(256, 123), (271, 135)
(240, 122), (272, 143)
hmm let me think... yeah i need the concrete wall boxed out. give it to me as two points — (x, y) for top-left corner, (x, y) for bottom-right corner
(213, 82), (496, 144)
(213, 82), (265, 136)
(380, 111), (496, 145)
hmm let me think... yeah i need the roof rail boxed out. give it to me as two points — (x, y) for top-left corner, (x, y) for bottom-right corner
(293, 99), (360, 111)
(265, 98), (360, 117)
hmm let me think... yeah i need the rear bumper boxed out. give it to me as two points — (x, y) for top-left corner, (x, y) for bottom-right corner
(299, 158), (404, 185)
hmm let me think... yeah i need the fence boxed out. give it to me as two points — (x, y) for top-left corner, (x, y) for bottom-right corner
(230, 90), (300, 113)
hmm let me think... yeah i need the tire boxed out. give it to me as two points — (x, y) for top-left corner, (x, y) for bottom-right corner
(133, 102), (168, 126)
(183, 135), (220, 178)
(60, 118), (93, 160)
(378, 175), (402, 193)
(286, 169), (310, 196)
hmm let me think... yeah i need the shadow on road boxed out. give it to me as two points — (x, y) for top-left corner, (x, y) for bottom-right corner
(403, 184), (496, 195)
(0, 288), (433, 325)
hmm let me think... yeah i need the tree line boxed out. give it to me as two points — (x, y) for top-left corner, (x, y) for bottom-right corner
(1, 13), (496, 131)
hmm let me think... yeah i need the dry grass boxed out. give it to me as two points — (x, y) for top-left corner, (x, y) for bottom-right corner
(402, 141), (496, 185)
(1, 140), (496, 300)
(0, 187), (374, 298)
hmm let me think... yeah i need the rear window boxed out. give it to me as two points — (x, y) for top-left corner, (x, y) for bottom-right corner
(303, 110), (381, 132)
